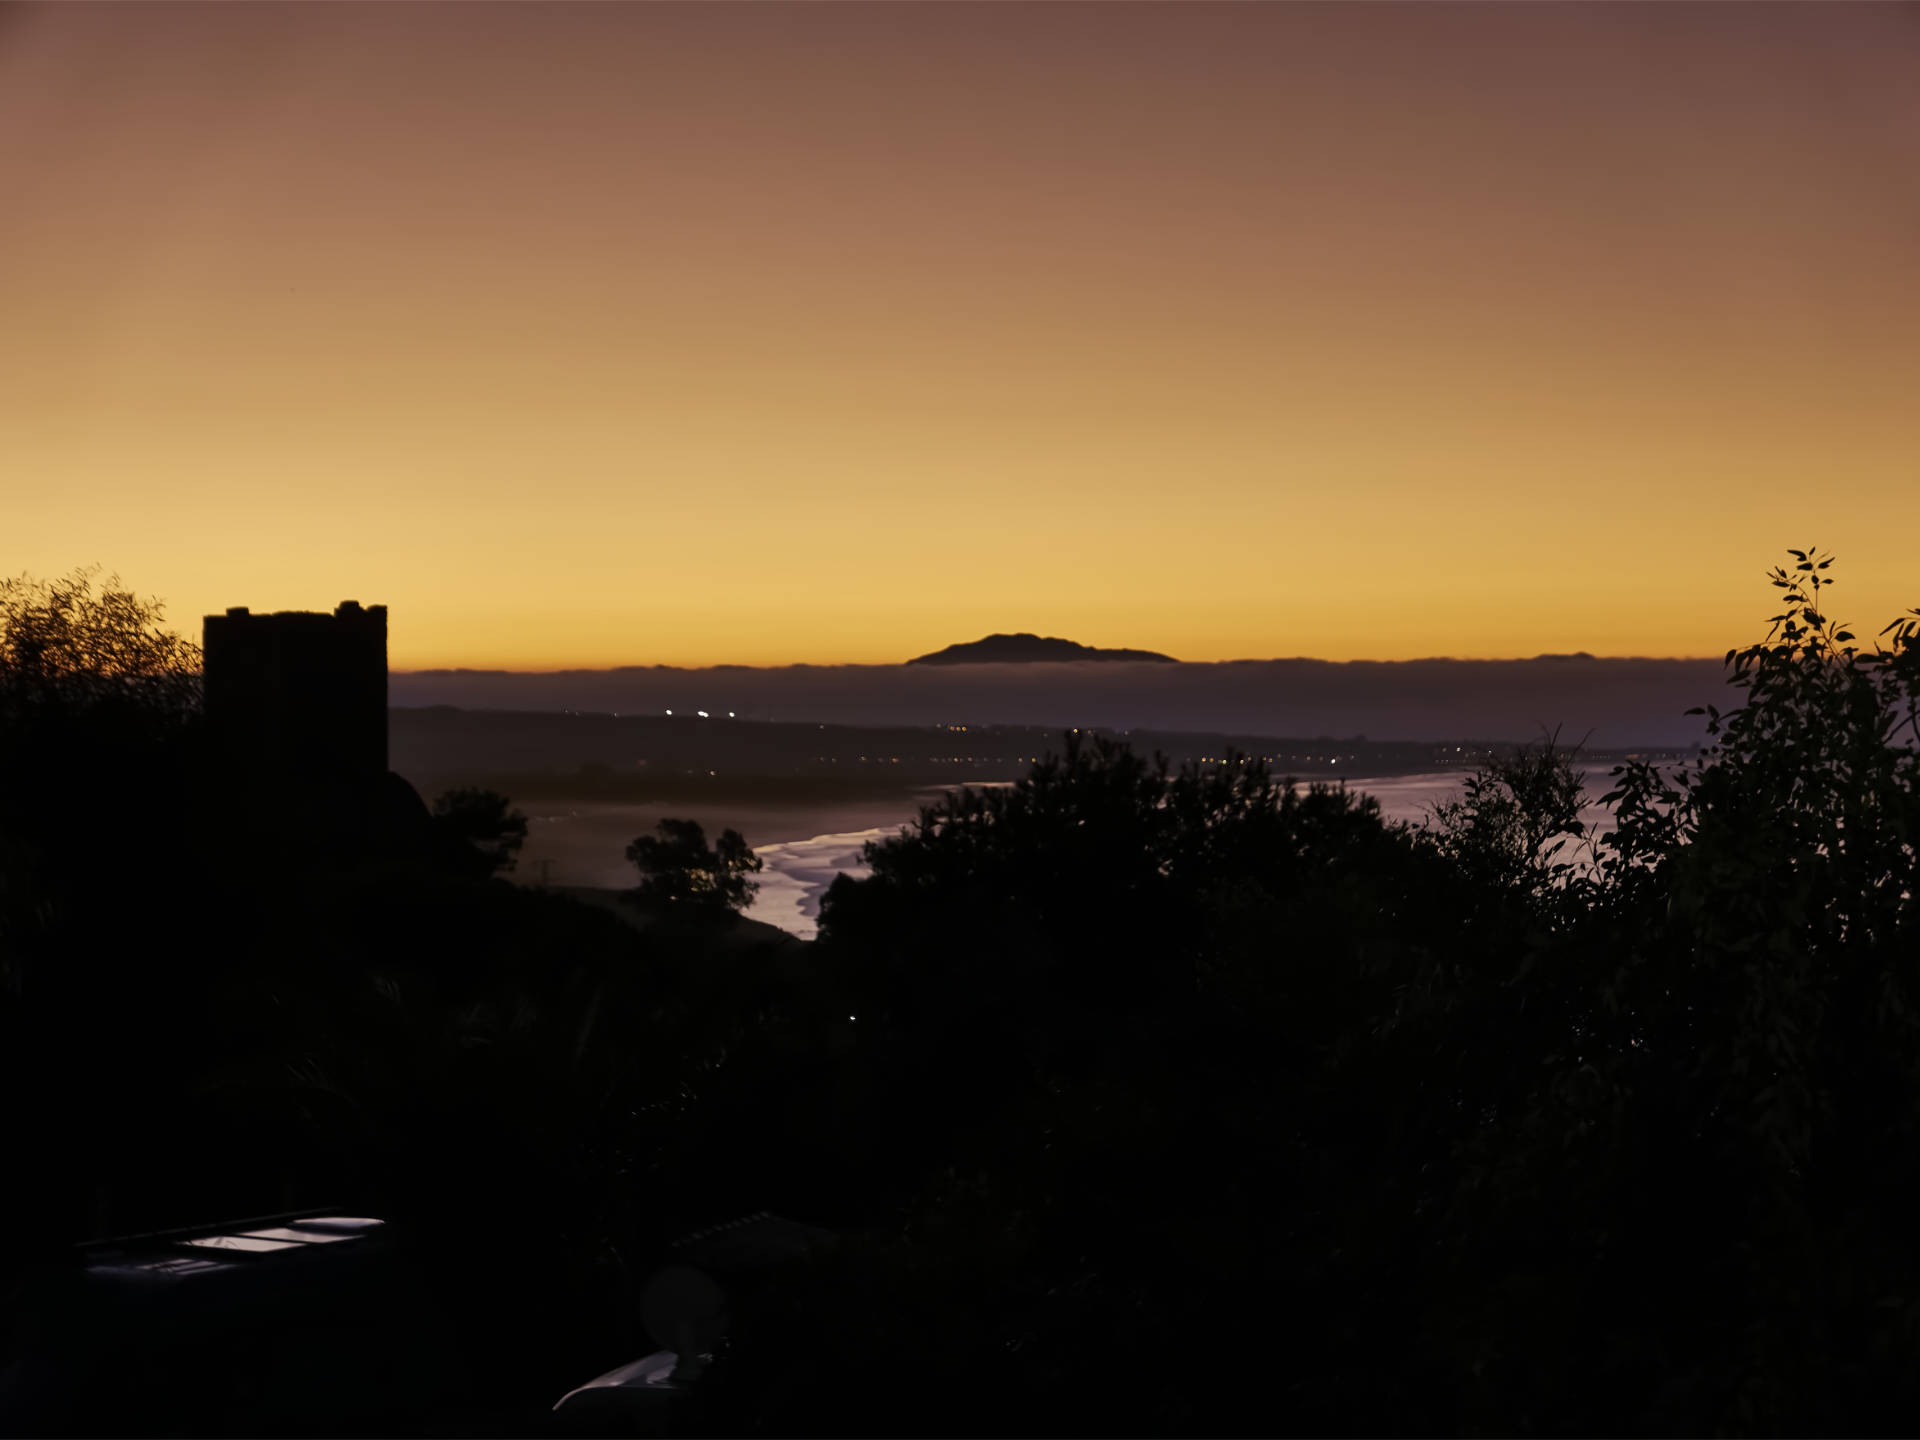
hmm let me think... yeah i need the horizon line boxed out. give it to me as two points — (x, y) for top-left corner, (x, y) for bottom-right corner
(387, 651), (1729, 676)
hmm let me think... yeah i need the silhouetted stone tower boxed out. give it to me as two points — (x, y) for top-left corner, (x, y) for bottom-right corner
(203, 601), (389, 788)
(204, 599), (387, 779)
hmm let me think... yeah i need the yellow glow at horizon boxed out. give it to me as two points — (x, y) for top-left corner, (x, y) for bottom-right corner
(6, 4), (1917, 670)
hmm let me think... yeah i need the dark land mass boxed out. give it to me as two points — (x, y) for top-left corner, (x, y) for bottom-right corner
(906, 632), (1178, 665)
(390, 705), (1696, 808)
(389, 654), (1723, 747)
(549, 885), (804, 951)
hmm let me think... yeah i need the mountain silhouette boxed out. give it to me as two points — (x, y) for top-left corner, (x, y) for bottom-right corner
(906, 633), (1178, 665)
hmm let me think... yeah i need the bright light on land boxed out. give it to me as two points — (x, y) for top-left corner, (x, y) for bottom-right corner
(698, 710), (710, 718)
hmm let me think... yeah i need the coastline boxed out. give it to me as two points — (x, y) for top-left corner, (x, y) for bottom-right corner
(512, 762), (1656, 940)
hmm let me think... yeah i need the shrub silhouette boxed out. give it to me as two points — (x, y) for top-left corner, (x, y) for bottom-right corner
(430, 786), (529, 876)
(625, 818), (762, 914)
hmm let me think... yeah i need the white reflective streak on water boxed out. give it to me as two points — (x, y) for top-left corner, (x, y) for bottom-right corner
(751, 771), (1637, 940)
(751, 830), (893, 941)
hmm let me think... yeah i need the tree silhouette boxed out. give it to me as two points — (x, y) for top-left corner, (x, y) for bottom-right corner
(1374, 548), (1920, 1434)
(625, 818), (762, 914)
(0, 566), (205, 916)
(0, 569), (209, 1295)
(0, 566), (202, 721)
(1426, 725), (1590, 900)
(0, 567), (204, 836)
(430, 787), (529, 876)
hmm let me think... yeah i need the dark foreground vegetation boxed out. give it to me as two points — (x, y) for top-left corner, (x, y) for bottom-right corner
(2, 552), (1917, 1435)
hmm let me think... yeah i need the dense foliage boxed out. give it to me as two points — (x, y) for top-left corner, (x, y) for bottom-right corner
(688, 548), (1920, 1436)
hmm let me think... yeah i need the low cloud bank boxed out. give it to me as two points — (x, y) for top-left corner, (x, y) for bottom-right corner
(393, 656), (1728, 749)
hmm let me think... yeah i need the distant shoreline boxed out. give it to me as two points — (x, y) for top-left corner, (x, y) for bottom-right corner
(418, 746), (1698, 813)
(389, 654), (1726, 750)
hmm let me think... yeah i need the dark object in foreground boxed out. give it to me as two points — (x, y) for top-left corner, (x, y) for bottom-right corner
(549, 1211), (837, 1438)
(0, 1210), (474, 1438)
(0, 1207), (838, 1438)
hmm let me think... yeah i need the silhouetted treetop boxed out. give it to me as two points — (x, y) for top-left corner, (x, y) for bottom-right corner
(0, 569), (204, 874)
(431, 787), (529, 877)
(626, 819), (762, 915)
(0, 567), (201, 721)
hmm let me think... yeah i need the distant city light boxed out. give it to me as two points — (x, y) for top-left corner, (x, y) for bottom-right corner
(665, 709), (672, 715)
(728, 711), (735, 718)
(698, 710), (710, 718)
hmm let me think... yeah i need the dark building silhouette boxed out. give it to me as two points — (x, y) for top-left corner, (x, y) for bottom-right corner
(203, 600), (389, 788)
(199, 601), (429, 866)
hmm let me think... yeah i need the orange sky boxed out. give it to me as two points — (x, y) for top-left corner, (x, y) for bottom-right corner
(5, 2), (1917, 669)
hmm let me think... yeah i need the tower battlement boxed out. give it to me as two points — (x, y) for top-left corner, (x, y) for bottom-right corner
(202, 601), (389, 787)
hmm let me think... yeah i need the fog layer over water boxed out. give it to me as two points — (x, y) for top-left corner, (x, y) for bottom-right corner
(523, 770), (1630, 940)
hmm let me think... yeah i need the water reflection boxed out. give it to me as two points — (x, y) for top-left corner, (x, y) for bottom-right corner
(753, 830), (888, 940)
